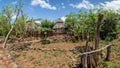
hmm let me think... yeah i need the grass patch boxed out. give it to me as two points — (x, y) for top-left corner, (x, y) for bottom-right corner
(68, 61), (74, 68)
(41, 40), (50, 45)
(53, 51), (59, 57)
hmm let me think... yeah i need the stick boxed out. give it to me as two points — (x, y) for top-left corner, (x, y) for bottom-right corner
(77, 44), (114, 57)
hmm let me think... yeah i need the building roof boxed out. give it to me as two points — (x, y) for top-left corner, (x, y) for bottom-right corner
(56, 18), (64, 23)
(53, 19), (66, 29)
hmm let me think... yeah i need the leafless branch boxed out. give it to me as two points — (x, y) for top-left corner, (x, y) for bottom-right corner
(77, 44), (114, 57)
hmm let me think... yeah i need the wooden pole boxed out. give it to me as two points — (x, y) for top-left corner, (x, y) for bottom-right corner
(105, 45), (111, 61)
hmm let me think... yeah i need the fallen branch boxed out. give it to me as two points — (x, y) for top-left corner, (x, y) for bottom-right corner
(77, 44), (114, 57)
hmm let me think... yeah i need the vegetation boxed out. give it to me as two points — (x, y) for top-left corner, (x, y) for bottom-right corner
(0, 0), (120, 68)
(41, 20), (55, 39)
(41, 40), (50, 45)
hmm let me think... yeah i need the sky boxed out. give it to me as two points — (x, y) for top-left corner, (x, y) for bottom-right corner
(0, 0), (120, 21)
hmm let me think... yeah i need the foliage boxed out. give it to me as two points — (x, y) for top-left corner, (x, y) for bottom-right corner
(0, 0), (26, 37)
(100, 10), (120, 41)
(65, 9), (98, 41)
(65, 9), (120, 42)
(99, 61), (109, 68)
(13, 16), (28, 36)
(41, 20), (55, 28)
(41, 40), (50, 45)
(68, 61), (74, 68)
(41, 20), (55, 39)
(65, 12), (77, 28)
(0, 16), (10, 36)
(53, 51), (59, 57)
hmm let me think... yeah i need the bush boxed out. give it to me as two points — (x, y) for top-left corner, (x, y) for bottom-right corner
(100, 15), (117, 40)
(53, 51), (59, 57)
(105, 36), (114, 42)
(41, 40), (50, 45)
(68, 61), (74, 68)
(99, 61), (109, 68)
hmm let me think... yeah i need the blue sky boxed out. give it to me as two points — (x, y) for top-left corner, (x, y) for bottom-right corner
(0, 0), (120, 21)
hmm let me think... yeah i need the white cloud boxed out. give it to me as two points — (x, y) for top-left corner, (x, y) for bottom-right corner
(100, 0), (120, 11)
(70, 0), (94, 9)
(61, 16), (66, 22)
(31, 0), (56, 10)
(70, 0), (120, 11)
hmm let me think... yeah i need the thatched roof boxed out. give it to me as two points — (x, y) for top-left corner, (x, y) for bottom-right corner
(26, 21), (41, 31)
(56, 18), (64, 23)
(53, 19), (66, 29)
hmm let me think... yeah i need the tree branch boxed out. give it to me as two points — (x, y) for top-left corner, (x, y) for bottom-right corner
(77, 44), (114, 57)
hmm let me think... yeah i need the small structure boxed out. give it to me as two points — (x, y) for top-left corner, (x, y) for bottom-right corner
(53, 19), (67, 34)
(26, 20), (41, 37)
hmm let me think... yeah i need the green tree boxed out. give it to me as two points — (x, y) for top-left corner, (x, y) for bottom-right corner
(0, 16), (10, 36)
(41, 20), (55, 39)
(100, 10), (120, 41)
(65, 12), (77, 29)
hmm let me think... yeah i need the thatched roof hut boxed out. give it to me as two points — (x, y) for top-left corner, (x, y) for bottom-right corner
(53, 19), (66, 29)
(26, 20), (41, 36)
(53, 19), (67, 34)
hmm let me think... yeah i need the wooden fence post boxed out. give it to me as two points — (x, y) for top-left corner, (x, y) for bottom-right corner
(105, 45), (111, 61)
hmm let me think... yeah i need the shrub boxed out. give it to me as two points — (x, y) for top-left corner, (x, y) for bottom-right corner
(53, 51), (59, 57)
(100, 14), (118, 40)
(105, 36), (114, 42)
(99, 61), (109, 68)
(68, 61), (74, 68)
(41, 40), (50, 45)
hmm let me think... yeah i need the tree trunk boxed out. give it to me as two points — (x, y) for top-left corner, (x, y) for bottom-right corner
(2, 26), (14, 48)
(94, 14), (104, 66)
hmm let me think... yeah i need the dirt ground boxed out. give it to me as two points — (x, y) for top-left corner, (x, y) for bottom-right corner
(5, 37), (84, 68)
(0, 38), (14, 68)
(0, 36), (120, 68)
